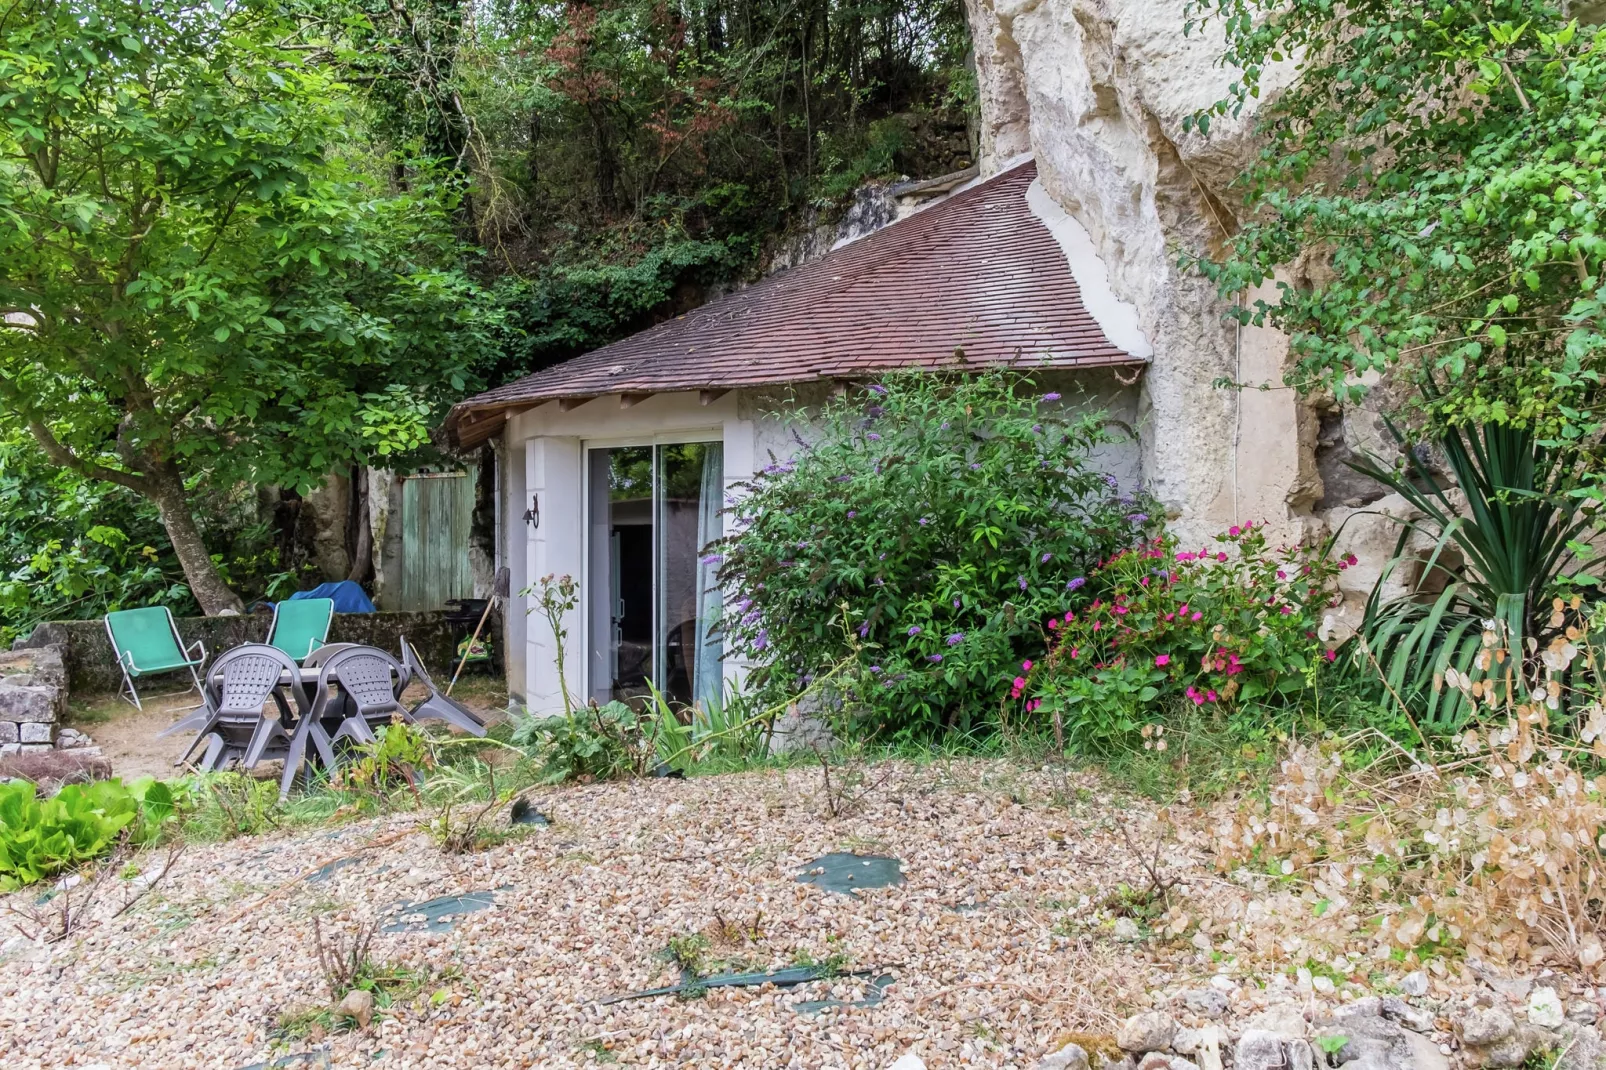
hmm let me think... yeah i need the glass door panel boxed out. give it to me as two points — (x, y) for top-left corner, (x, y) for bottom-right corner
(587, 440), (723, 710)
(587, 446), (653, 704)
(656, 442), (723, 709)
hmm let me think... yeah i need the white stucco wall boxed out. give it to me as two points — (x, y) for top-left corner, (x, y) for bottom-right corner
(502, 391), (752, 712)
(501, 373), (1144, 709)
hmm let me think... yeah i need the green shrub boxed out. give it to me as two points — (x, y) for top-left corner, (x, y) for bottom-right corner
(0, 777), (173, 890)
(1346, 420), (1602, 735)
(512, 701), (647, 783)
(716, 369), (1148, 738)
(1023, 523), (1340, 753)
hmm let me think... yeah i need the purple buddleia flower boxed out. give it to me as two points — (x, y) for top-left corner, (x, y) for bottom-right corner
(1066, 577), (1087, 591)
(926, 654), (943, 663)
(752, 630), (769, 651)
(867, 432), (881, 441)
(946, 633), (965, 646)
(907, 625), (922, 636)
(1126, 513), (1149, 524)
(1018, 576), (1028, 590)
(869, 384), (888, 395)
(700, 553), (722, 565)
(1042, 392), (1061, 401)
(1040, 552), (1052, 564)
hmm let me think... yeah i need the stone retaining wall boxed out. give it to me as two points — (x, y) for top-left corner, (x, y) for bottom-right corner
(15, 611), (468, 695)
(0, 646), (68, 754)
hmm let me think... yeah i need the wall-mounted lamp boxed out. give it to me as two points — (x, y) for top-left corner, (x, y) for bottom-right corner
(523, 493), (540, 529)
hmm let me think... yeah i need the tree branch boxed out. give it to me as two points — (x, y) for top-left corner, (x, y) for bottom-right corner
(26, 418), (153, 494)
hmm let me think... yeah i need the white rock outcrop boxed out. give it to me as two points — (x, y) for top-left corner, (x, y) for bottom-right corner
(963, 0), (1324, 545)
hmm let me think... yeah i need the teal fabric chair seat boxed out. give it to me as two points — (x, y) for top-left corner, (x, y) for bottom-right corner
(267, 598), (334, 663)
(105, 606), (207, 709)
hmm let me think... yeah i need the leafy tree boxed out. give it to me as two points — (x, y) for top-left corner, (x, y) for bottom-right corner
(1185, 0), (1604, 449)
(0, 0), (502, 613)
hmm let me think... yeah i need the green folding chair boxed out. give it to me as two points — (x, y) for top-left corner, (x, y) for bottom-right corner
(104, 606), (208, 710)
(267, 598), (334, 663)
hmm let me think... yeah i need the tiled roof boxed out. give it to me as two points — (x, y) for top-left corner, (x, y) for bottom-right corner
(447, 160), (1145, 447)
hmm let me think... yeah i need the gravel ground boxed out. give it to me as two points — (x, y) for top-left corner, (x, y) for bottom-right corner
(0, 760), (1286, 1069)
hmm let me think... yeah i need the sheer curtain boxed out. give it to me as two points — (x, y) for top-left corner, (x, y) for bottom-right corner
(692, 442), (725, 711)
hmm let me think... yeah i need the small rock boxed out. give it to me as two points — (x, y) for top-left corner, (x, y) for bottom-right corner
(1479, 973), (1533, 1002)
(1458, 1005), (1517, 1047)
(54, 727), (92, 750)
(1405, 1031), (1452, 1070)
(1208, 975), (1236, 994)
(1138, 1055), (1197, 1070)
(1567, 1002), (1600, 1027)
(1196, 1027), (1224, 1070)
(1529, 987), (1565, 1029)
(1245, 1004), (1308, 1039)
(1118, 1011), (1179, 1054)
(401, 868), (429, 889)
(1313, 1015), (1414, 1070)
(1554, 1022), (1604, 1070)
(1173, 1027), (1202, 1055)
(1381, 996), (1436, 1033)
(1465, 1032), (1533, 1069)
(1400, 971), (1430, 998)
(1036, 1043), (1088, 1070)
(1334, 996), (1384, 1020)
(1235, 1032), (1307, 1070)
(1311, 975), (1336, 995)
(335, 987), (374, 1029)
(1113, 917), (1143, 943)
(1182, 989), (1229, 1020)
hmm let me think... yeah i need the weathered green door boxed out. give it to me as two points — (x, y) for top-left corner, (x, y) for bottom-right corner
(400, 472), (474, 611)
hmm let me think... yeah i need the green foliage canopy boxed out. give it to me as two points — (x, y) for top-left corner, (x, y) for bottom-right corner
(1186, 1), (1605, 447)
(0, 0), (503, 611)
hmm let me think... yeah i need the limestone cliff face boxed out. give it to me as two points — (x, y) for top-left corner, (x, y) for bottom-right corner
(964, 0), (1322, 545)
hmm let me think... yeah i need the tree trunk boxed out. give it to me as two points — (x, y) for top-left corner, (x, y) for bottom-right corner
(147, 463), (246, 615)
(347, 466), (373, 584)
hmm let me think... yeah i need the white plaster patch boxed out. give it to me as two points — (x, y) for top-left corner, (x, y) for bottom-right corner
(1024, 177), (1154, 359)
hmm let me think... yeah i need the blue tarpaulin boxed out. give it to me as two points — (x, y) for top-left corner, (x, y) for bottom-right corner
(288, 581), (376, 614)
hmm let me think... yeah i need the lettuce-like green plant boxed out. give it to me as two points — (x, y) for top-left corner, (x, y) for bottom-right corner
(0, 779), (155, 890)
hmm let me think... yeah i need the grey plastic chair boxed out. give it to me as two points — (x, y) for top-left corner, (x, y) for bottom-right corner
(311, 645), (412, 749)
(162, 644), (310, 775)
(402, 638), (488, 737)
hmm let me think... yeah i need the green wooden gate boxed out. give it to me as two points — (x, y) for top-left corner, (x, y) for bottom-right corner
(400, 472), (475, 611)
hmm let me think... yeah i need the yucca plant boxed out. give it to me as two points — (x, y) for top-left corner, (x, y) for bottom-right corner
(1346, 420), (1599, 734)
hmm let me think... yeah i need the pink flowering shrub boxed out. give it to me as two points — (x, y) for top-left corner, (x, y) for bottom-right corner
(1020, 523), (1344, 752)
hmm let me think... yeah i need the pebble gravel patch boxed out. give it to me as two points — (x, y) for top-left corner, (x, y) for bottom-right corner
(0, 760), (1227, 1069)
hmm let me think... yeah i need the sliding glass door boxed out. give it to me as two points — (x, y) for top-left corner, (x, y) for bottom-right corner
(587, 439), (723, 710)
